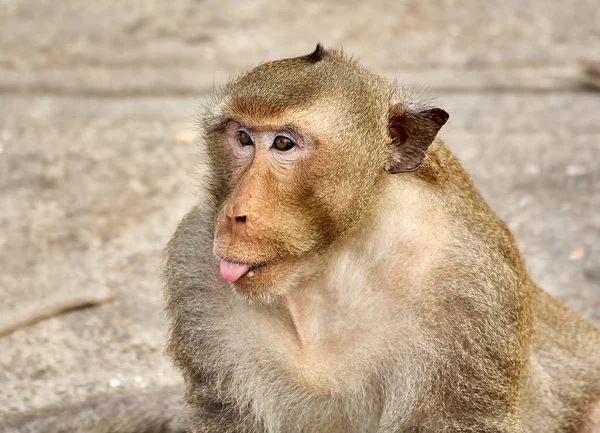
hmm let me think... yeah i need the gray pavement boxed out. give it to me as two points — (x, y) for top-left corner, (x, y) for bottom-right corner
(0, 0), (599, 416)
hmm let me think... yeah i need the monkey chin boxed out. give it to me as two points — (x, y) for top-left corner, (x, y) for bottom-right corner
(230, 256), (306, 303)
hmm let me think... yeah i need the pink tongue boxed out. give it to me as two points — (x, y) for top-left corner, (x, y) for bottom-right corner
(220, 261), (251, 282)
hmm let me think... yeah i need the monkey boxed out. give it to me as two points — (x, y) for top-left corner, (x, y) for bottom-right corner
(162, 44), (600, 433)
(3, 44), (599, 433)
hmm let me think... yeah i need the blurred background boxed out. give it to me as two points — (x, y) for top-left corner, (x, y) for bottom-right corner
(1, 0), (599, 415)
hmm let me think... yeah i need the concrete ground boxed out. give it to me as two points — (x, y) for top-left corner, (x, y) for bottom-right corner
(0, 0), (599, 416)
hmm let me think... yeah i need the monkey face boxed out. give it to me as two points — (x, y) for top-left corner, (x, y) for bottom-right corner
(209, 113), (380, 299)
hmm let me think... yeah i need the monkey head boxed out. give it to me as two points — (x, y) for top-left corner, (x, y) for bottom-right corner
(202, 44), (448, 300)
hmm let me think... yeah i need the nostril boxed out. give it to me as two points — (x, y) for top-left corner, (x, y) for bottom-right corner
(235, 215), (247, 224)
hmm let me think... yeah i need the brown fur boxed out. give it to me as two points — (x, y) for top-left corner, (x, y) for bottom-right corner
(164, 46), (600, 433)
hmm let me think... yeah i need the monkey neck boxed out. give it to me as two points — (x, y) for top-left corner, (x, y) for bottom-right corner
(279, 293), (306, 349)
(272, 174), (448, 355)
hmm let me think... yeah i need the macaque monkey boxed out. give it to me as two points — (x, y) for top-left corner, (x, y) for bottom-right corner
(3, 45), (598, 433)
(164, 45), (600, 433)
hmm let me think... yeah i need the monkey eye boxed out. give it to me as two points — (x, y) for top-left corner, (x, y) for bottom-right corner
(273, 136), (295, 151)
(239, 131), (253, 146)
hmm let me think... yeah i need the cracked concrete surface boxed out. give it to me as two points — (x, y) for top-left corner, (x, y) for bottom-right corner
(0, 0), (599, 417)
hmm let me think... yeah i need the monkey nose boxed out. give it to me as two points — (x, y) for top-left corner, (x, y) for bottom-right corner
(226, 212), (247, 227)
(225, 202), (248, 224)
(224, 205), (249, 239)
(230, 215), (247, 238)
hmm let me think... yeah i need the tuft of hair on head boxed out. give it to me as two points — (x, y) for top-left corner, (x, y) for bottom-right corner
(304, 43), (330, 63)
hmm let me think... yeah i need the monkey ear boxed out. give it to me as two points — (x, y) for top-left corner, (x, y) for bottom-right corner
(385, 106), (449, 174)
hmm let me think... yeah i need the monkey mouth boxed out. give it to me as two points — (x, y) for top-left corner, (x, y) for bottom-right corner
(218, 258), (276, 282)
